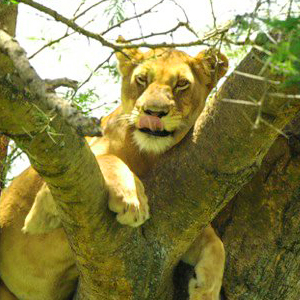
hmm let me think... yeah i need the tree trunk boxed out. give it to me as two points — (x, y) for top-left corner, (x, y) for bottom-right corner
(0, 6), (300, 298)
(214, 117), (300, 300)
(0, 135), (9, 191)
(0, 3), (18, 194)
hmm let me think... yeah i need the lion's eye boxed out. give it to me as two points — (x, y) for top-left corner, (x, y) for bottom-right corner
(135, 74), (147, 87)
(175, 79), (190, 91)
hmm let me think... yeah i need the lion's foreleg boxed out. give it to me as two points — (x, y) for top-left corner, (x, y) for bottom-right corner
(181, 225), (225, 300)
(97, 154), (149, 227)
(22, 183), (61, 234)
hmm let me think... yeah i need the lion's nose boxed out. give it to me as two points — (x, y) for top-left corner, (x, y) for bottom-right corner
(144, 108), (169, 118)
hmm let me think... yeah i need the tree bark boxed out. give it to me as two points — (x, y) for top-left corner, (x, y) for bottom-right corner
(214, 118), (300, 300)
(0, 8), (300, 299)
(0, 3), (18, 194)
(0, 135), (9, 191)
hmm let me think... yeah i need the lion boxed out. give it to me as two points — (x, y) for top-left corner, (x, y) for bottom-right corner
(0, 43), (228, 300)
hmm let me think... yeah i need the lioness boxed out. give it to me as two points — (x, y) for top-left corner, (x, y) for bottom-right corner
(0, 44), (228, 300)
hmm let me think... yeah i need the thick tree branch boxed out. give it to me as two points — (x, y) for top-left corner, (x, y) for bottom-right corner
(0, 1), (18, 195)
(0, 30), (102, 137)
(215, 131), (300, 299)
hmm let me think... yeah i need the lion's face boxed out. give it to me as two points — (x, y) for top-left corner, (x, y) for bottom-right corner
(117, 47), (228, 154)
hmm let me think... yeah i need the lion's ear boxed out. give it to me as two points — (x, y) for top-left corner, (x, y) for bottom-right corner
(115, 36), (144, 76)
(194, 49), (228, 89)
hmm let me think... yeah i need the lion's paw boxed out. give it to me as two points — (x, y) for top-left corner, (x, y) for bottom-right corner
(116, 195), (149, 227)
(108, 177), (150, 227)
(188, 277), (219, 300)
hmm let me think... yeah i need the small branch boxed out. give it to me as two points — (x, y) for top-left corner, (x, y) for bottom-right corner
(253, 44), (273, 56)
(101, 0), (164, 36)
(209, 0), (217, 29)
(16, 0), (119, 50)
(72, 0), (86, 19)
(16, 0), (230, 50)
(76, 52), (114, 92)
(287, 0), (294, 17)
(169, 0), (189, 24)
(233, 70), (281, 85)
(126, 21), (230, 45)
(260, 117), (288, 138)
(73, 0), (109, 21)
(44, 77), (78, 92)
(253, 84), (268, 129)
(0, 30), (102, 137)
(128, 0), (144, 40)
(222, 98), (260, 106)
(268, 93), (300, 100)
(126, 21), (188, 42)
(28, 31), (74, 59)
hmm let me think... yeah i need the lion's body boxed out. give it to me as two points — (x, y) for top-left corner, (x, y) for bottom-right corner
(0, 46), (227, 300)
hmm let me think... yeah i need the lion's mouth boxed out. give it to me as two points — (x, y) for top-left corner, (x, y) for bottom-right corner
(137, 115), (174, 137)
(138, 128), (174, 137)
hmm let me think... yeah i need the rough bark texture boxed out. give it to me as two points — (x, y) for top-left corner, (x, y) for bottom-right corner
(0, 135), (9, 191)
(0, 3), (300, 298)
(214, 123), (300, 300)
(0, 3), (17, 194)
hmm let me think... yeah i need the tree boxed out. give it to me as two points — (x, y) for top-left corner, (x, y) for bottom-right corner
(0, 0), (299, 299)
(0, 1), (17, 194)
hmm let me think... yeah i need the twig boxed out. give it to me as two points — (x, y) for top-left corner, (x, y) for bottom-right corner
(222, 99), (260, 106)
(233, 70), (281, 85)
(258, 56), (272, 76)
(0, 30), (102, 137)
(16, 0), (230, 50)
(76, 52), (114, 92)
(253, 44), (273, 56)
(101, 0), (164, 36)
(245, 0), (263, 43)
(168, 0), (198, 38)
(73, 0), (109, 21)
(29, 16), (96, 60)
(128, 0), (144, 40)
(72, 0), (87, 19)
(268, 93), (300, 100)
(287, 0), (294, 17)
(28, 30), (75, 59)
(260, 118), (288, 138)
(169, 0), (189, 23)
(126, 21), (188, 42)
(253, 84), (267, 129)
(209, 0), (217, 29)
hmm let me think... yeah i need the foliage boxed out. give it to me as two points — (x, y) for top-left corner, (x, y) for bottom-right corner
(229, 5), (300, 87)
(67, 88), (101, 115)
(104, 0), (127, 27)
(262, 16), (300, 87)
(102, 61), (120, 82)
(1, 143), (24, 187)
(1, 0), (18, 5)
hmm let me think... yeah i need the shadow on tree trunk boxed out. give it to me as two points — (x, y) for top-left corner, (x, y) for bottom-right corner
(213, 117), (300, 300)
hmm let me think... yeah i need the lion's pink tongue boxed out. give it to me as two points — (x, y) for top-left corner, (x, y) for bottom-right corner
(138, 115), (164, 131)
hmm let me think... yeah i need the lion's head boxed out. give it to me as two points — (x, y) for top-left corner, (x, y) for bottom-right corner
(116, 42), (228, 154)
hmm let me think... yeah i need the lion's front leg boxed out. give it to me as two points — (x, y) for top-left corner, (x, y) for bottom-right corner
(97, 154), (149, 227)
(181, 225), (225, 300)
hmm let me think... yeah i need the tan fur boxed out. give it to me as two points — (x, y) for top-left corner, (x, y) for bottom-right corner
(0, 44), (228, 299)
(0, 280), (18, 300)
